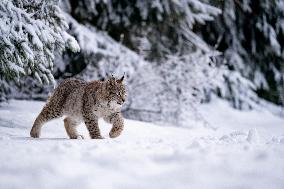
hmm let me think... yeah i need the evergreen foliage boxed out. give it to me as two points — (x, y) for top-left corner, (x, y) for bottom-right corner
(69, 0), (221, 60)
(0, 0), (80, 85)
(202, 0), (284, 108)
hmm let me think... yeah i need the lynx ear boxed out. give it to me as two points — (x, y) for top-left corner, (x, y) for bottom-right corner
(117, 73), (125, 83)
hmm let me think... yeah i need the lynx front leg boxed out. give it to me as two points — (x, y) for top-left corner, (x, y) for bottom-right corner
(105, 113), (124, 138)
(82, 111), (103, 139)
(82, 90), (103, 139)
(64, 117), (84, 139)
(84, 116), (104, 139)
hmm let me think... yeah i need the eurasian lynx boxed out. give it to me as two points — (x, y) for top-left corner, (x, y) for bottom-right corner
(30, 75), (126, 139)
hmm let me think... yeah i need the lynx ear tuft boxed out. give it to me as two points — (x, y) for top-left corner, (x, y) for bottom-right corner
(117, 73), (125, 83)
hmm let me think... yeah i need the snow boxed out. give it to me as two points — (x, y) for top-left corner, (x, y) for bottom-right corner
(0, 99), (284, 189)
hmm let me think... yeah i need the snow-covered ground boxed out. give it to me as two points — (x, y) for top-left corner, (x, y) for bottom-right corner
(0, 99), (284, 189)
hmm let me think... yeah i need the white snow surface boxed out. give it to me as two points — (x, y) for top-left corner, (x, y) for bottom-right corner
(0, 99), (284, 189)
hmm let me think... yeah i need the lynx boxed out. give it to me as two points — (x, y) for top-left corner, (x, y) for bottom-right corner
(30, 75), (126, 139)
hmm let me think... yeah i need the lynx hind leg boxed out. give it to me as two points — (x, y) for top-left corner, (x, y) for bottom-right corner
(105, 113), (124, 138)
(64, 117), (84, 139)
(30, 105), (62, 138)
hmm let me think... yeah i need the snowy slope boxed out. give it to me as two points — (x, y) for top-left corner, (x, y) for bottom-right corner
(0, 100), (284, 189)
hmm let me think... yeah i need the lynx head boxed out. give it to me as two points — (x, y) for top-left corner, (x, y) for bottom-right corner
(104, 75), (127, 109)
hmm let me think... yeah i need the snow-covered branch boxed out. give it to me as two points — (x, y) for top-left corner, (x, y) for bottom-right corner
(0, 0), (80, 84)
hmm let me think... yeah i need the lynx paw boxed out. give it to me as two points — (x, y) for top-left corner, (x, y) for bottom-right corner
(70, 135), (84, 139)
(77, 135), (84, 139)
(91, 135), (105, 139)
(30, 128), (40, 138)
(109, 131), (121, 138)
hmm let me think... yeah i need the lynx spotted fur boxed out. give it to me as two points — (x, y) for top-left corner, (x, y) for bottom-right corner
(30, 76), (126, 139)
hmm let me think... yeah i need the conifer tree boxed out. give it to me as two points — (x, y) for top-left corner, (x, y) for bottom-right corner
(202, 0), (284, 108)
(0, 0), (80, 85)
